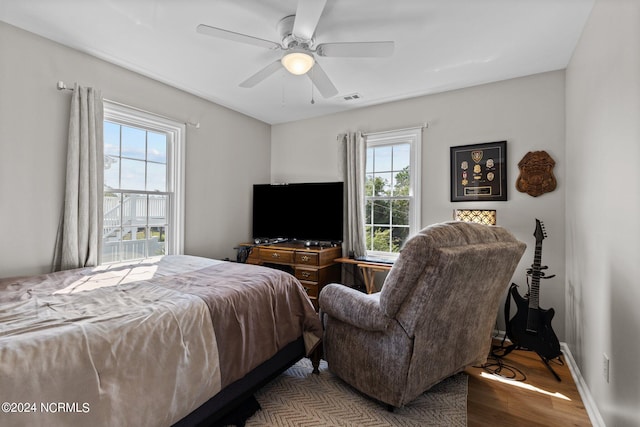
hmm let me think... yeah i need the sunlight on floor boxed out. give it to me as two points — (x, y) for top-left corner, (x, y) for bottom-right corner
(479, 372), (571, 401)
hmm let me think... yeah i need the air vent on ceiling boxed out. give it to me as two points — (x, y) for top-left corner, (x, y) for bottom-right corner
(343, 93), (362, 101)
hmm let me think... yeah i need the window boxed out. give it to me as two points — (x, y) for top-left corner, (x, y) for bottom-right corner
(102, 102), (185, 263)
(364, 129), (421, 259)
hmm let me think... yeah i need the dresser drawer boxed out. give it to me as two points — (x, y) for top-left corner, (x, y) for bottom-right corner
(295, 252), (319, 266)
(295, 268), (318, 282)
(260, 249), (294, 264)
(299, 281), (319, 298)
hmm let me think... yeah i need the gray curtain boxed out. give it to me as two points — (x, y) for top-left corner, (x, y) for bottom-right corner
(53, 84), (104, 271)
(343, 131), (367, 258)
(339, 131), (367, 290)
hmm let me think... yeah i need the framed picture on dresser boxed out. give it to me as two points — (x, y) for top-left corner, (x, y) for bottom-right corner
(450, 140), (507, 202)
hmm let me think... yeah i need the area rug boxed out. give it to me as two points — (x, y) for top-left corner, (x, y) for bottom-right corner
(245, 358), (468, 426)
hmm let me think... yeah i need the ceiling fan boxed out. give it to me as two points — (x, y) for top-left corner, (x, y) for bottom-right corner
(196, 0), (394, 98)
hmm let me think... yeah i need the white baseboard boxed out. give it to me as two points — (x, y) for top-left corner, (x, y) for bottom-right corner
(492, 330), (604, 426)
(560, 342), (605, 427)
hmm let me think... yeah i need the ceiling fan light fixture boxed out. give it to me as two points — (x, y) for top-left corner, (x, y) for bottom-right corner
(281, 50), (315, 75)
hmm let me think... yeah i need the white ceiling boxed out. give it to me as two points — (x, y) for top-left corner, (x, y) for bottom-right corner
(0, 0), (593, 124)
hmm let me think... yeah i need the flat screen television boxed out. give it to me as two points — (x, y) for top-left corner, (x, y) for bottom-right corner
(252, 182), (344, 244)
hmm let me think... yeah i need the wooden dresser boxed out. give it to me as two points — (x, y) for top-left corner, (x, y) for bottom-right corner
(241, 241), (342, 310)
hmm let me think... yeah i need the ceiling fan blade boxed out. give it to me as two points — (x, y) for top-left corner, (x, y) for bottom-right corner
(197, 24), (280, 50)
(307, 62), (338, 98)
(316, 41), (395, 57)
(239, 60), (283, 88)
(292, 0), (327, 41)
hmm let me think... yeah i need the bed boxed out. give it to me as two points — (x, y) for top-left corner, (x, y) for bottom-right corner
(0, 255), (322, 427)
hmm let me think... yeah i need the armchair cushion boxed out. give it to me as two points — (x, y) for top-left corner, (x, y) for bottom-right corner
(319, 283), (391, 332)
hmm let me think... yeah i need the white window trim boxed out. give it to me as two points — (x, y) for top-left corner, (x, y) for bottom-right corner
(365, 128), (422, 258)
(103, 100), (185, 257)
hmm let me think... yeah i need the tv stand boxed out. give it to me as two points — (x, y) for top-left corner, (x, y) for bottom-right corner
(238, 241), (342, 310)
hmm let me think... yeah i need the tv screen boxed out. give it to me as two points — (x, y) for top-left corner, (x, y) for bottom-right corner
(252, 182), (344, 243)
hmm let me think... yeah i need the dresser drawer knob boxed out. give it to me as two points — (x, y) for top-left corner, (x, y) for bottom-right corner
(301, 255), (310, 262)
(301, 272), (311, 278)
(271, 252), (280, 258)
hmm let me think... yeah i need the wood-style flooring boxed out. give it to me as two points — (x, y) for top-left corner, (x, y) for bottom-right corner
(465, 343), (592, 426)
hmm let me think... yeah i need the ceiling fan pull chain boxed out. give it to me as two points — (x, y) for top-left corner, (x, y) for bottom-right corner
(310, 69), (315, 105)
(282, 73), (286, 107)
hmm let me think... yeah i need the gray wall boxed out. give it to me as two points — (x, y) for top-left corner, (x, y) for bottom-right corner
(0, 21), (270, 277)
(566, 0), (640, 425)
(272, 70), (567, 338)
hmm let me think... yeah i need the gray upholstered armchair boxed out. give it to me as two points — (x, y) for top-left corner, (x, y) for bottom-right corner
(319, 221), (526, 409)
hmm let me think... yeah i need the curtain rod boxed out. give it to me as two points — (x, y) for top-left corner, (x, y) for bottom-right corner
(361, 123), (428, 137)
(337, 123), (429, 140)
(56, 81), (200, 128)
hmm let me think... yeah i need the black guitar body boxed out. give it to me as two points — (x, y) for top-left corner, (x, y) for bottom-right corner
(506, 284), (561, 361)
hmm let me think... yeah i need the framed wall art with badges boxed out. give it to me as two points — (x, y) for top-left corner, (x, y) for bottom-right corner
(450, 141), (507, 202)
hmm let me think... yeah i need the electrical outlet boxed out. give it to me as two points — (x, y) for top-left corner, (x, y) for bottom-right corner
(603, 353), (610, 383)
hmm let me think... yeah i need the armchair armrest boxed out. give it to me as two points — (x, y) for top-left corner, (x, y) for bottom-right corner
(319, 284), (392, 332)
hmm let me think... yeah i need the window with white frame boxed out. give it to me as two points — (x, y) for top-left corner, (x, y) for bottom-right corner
(102, 102), (185, 263)
(364, 128), (421, 259)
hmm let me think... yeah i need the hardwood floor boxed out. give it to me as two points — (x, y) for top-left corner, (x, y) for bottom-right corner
(465, 343), (592, 426)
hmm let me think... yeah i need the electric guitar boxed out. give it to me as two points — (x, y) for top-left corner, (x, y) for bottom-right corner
(506, 219), (561, 362)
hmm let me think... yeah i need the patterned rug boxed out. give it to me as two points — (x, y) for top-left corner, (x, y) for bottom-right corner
(245, 358), (468, 426)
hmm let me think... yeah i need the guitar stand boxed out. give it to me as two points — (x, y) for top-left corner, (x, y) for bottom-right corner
(538, 353), (562, 382)
(499, 344), (562, 382)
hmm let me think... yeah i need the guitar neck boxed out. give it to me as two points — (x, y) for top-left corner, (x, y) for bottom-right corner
(529, 241), (542, 310)
(526, 240), (543, 333)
